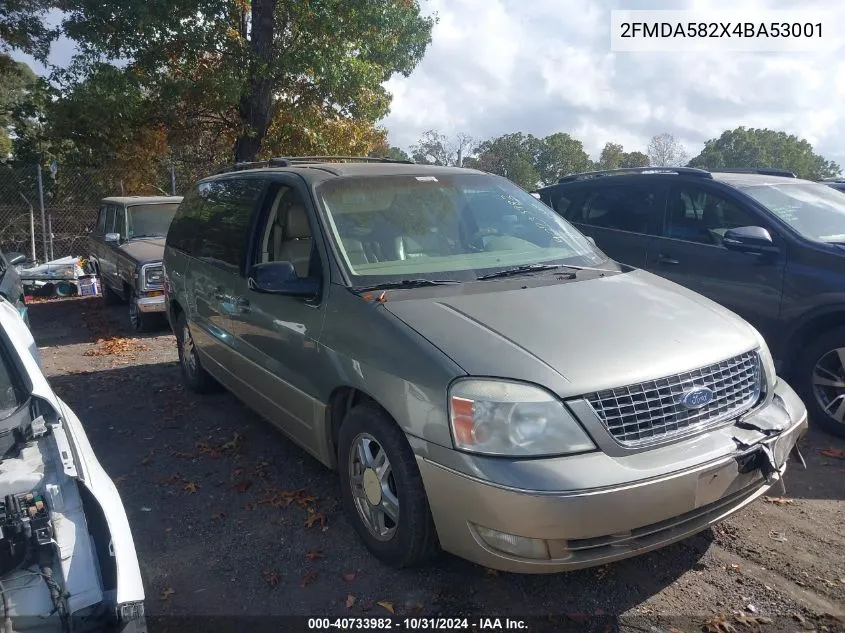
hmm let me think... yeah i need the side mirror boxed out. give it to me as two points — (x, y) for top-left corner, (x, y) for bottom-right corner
(585, 235), (597, 247)
(7, 253), (26, 266)
(247, 261), (320, 297)
(104, 232), (120, 243)
(723, 226), (778, 255)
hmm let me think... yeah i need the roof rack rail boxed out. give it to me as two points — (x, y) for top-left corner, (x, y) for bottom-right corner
(214, 161), (271, 174)
(709, 168), (796, 178)
(821, 176), (845, 183)
(268, 155), (414, 166)
(558, 166), (712, 183)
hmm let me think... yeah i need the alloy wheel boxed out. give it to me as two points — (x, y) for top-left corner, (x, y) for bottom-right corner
(812, 346), (845, 427)
(348, 433), (399, 541)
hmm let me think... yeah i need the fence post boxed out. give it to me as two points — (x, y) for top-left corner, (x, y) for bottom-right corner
(29, 202), (36, 263)
(36, 163), (48, 263)
(170, 163), (177, 195)
(48, 214), (54, 261)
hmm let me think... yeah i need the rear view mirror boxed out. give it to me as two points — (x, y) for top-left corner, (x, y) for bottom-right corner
(248, 261), (320, 297)
(723, 226), (778, 255)
(104, 232), (120, 243)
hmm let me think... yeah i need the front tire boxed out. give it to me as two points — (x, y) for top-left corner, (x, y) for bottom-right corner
(796, 326), (845, 439)
(175, 311), (221, 394)
(129, 296), (158, 332)
(338, 402), (439, 568)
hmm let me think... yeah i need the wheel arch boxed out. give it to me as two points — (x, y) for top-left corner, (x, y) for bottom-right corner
(782, 305), (845, 376)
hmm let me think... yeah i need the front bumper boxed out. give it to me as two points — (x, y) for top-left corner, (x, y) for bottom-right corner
(136, 294), (165, 313)
(418, 379), (808, 573)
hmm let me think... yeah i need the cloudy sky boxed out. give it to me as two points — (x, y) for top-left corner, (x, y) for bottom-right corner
(13, 0), (845, 168)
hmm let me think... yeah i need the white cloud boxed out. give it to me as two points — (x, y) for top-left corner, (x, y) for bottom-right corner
(382, 0), (845, 169)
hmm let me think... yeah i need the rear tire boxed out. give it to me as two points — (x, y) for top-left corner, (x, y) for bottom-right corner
(338, 402), (439, 568)
(175, 311), (221, 394)
(795, 326), (845, 439)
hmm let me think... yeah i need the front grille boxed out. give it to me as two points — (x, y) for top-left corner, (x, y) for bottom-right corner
(585, 351), (762, 446)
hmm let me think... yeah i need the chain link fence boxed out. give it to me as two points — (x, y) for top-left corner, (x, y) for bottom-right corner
(0, 161), (184, 264)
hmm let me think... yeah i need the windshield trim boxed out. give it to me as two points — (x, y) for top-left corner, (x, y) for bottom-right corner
(312, 173), (607, 287)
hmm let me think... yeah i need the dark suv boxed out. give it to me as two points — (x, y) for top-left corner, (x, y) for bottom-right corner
(537, 167), (845, 438)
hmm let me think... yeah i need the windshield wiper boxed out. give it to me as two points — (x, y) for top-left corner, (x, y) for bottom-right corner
(353, 279), (462, 293)
(476, 264), (576, 281)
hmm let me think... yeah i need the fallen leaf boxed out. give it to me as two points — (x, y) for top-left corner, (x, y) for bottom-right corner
(139, 449), (155, 466)
(484, 568), (500, 578)
(305, 550), (324, 561)
(376, 600), (394, 615)
(230, 468), (245, 480)
(183, 481), (200, 494)
(360, 600), (373, 612)
(595, 565), (611, 580)
(343, 571), (357, 582)
(113, 475), (128, 487)
(300, 571), (317, 587)
(762, 496), (793, 506)
(211, 512), (226, 521)
(171, 451), (195, 459)
(232, 480), (252, 493)
(703, 614), (736, 633)
(295, 494), (318, 508)
(819, 448), (845, 460)
(220, 433), (243, 453)
(304, 512), (327, 529)
(727, 564), (742, 572)
(346, 594), (356, 609)
(157, 475), (184, 487)
(160, 587), (175, 601)
(768, 530), (787, 543)
(262, 570), (280, 586)
(734, 614), (773, 629)
(406, 600), (425, 615)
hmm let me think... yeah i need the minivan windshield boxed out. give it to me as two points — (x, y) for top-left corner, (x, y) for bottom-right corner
(740, 182), (845, 244)
(317, 173), (606, 284)
(126, 203), (180, 238)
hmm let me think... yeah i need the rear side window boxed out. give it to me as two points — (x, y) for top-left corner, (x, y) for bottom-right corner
(568, 184), (659, 234)
(167, 190), (203, 254)
(96, 206), (107, 233)
(181, 178), (266, 274)
(104, 206), (117, 234)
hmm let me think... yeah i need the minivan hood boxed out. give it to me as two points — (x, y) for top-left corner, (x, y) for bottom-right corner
(384, 269), (760, 398)
(120, 237), (165, 263)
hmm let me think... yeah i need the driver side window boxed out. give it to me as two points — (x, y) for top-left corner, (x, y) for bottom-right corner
(259, 186), (319, 279)
(663, 185), (761, 246)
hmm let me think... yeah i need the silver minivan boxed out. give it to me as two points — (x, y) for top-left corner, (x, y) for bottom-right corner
(163, 158), (808, 573)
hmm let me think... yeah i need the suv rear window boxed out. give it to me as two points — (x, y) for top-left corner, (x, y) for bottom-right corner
(568, 184), (658, 234)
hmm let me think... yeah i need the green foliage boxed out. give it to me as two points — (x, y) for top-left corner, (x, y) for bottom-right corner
(370, 146), (411, 162)
(688, 127), (841, 180)
(535, 133), (591, 184)
(0, 0), (57, 61)
(620, 151), (649, 168)
(466, 133), (542, 190)
(58, 0), (436, 161)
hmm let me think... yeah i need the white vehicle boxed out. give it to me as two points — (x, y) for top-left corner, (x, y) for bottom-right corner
(0, 297), (146, 632)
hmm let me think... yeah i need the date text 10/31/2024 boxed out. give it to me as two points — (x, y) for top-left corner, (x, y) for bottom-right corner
(307, 617), (529, 631)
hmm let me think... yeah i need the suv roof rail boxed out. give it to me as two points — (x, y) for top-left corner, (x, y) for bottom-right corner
(821, 176), (845, 183)
(709, 168), (797, 178)
(214, 155), (415, 174)
(557, 166), (712, 183)
(268, 156), (415, 166)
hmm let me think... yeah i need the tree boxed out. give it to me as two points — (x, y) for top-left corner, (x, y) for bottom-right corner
(0, 55), (36, 160)
(620, 151), (649, 168)
(370, 146), (411, 162)
(535, 132), (591, 185)
(0, 0), (57, 61)
(647, 133), (688, 167)
(466, 133), (541, 190)
(59, 0), (436, 162)
(688, 127), (841, 180)
(596, 142), (625, 170)
(410, 130), (477, 166)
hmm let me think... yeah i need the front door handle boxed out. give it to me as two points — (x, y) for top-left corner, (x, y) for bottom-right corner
(656, 253), (680, 265)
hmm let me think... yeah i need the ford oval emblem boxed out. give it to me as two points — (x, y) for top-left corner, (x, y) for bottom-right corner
(680, 386), (714, 410)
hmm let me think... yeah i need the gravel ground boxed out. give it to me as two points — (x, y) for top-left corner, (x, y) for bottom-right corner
(28, 296), (845, 633)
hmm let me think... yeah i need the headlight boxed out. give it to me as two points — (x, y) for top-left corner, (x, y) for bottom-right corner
(143, 264), (163, 287)
(448, 379), (596, 456)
